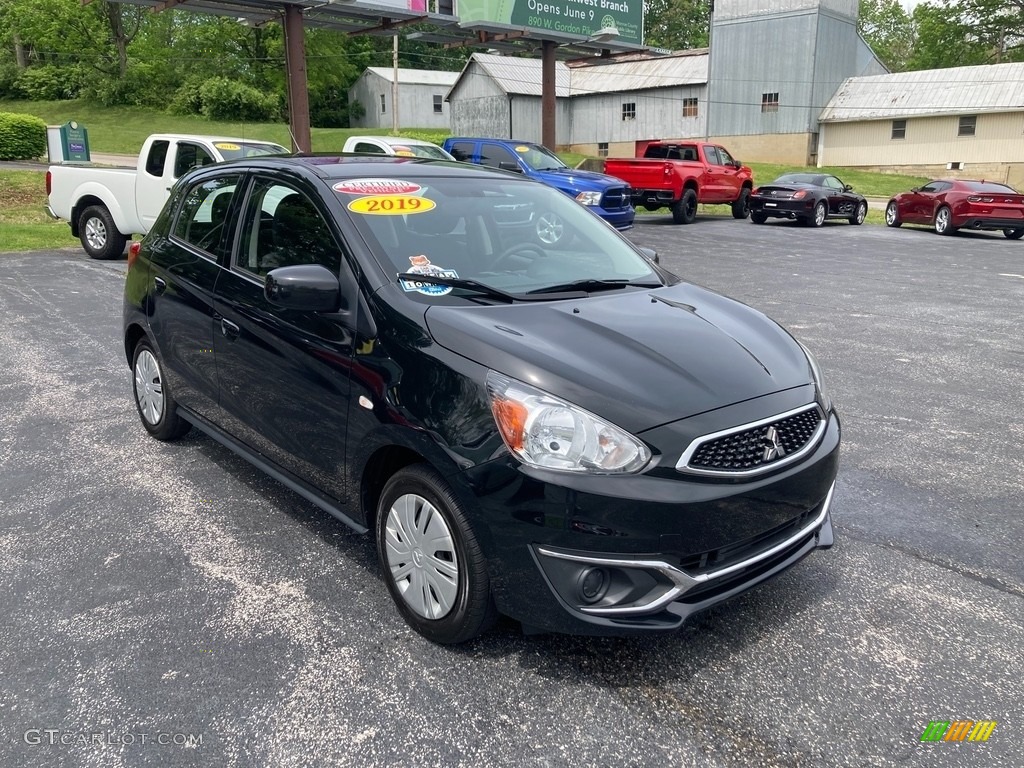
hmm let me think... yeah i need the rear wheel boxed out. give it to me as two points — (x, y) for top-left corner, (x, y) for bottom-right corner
(750, 212), (768, 225)
(1004, 228), (1024, 240)
(79, 205), (127, 260)
(849, 201), (868, 225)
(934, 206), (956, 236)
(885, 201), (902, 227)
(731, 188), (750, 219)
(804, 200), (827, 228)
(376, 464), (497, 644)
(671, 188), (698, 224)
(132, 339), (191, 441)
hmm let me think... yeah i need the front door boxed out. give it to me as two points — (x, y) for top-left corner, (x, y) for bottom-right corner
(212, 176), (358, 502)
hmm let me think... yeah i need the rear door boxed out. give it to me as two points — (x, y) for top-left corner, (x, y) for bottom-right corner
(700, 145), (727, 202)
(212, 175), (358, 502)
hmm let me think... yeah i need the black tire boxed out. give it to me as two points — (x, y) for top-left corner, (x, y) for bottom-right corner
(884, 201), (902, 227)
(131, 339), (191, 441)
(934, 205), (956, 236)
(79, 205), (127, 260)
(808, 200), (827, 228)
(731, 187), (750, 219)
(849, 201), (868, 225)
(671, 188), (698, 224)
(1003, 228), (1024, 240)
(376, 464), (497, 644)
(750, 212), (768, 225)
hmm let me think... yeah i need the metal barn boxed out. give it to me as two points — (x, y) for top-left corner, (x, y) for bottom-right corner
(349, 67), (459, 130)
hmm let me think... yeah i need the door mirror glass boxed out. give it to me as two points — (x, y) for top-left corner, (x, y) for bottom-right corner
(265, 264), (340, 312)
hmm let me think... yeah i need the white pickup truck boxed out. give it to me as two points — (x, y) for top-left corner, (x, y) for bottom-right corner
(47, 133), (287, 259)
(342, 135), (453, 161)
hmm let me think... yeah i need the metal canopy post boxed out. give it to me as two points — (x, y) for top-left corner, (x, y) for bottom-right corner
(541, 40), (556, 149)
(283, 4), (311, 153)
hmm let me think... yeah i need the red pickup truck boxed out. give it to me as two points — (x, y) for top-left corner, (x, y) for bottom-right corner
(604, 142), (754, 224)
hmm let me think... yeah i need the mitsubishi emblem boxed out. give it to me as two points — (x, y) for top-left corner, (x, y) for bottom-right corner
(762, 426), (786, 462)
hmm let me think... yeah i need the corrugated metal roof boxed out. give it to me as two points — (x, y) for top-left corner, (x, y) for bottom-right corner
(459, 52), (708, 99)
(366, 67), (460, 86)
(820, 62), (1024, 122)
(570, 52), (708, 96)
(470, 54), (570, 97)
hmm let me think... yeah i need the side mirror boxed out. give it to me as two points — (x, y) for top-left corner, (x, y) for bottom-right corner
(265, 264), (340, 312)
(843, 184), (853, 192)
(499, 161), (524, 173)
(638, 247), (659, 264)
(910, 187), (919, 193)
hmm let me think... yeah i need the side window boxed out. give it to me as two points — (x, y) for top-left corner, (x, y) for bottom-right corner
(479, 143), (519, 170)
(703, 146), (721, 165)
(716, 147), (735, 166)
(236, 179), (341, 278)
(823, 177), (843, 190)
(353, 142), (386, 154)
(174, 143), (215, 178)
(448, 142), (475, 162)
(145, 140), (170, 177)
(919, 182), (941, 193)
(171, 175), (240, 259)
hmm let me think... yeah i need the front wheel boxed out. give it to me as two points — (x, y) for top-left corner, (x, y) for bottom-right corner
(1004, 228), (1024, 240)
(132, 339), (191, 441)
(750, 212), (768, 225)
(79, 205), (127, 260)
(377, 465), (497, 644)
(731, 188), (750, 219)
(934, 206), (956, 236)
(671, 188), (698, 224)
(885, 201), (902, 227)
(849, 201), (868, 225)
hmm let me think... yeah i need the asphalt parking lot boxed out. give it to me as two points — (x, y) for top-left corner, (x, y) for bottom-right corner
(1, 216), (1021, 767)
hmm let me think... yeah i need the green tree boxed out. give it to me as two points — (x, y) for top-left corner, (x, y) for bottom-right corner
(858, 0), (914, 71)
(907, 1), (991, 69)
(644, 0), (710, 51)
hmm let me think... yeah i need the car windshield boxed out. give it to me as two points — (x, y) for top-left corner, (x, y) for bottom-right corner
(340, 176), (661, 300)
(961, 181), (1017, 194)
(773, 173), (820, 185)
(214, 141), (289, 160)
(389, 143), (452, 160)
(514, 144), (568, 172)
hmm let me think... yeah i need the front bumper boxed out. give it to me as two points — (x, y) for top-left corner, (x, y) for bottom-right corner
(456, 401), (841, 636)
(598, 207), (636, 230)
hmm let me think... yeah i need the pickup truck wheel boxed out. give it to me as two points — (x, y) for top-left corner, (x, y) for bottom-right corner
(849, 201), (868, 225)
(750, 212), (768, 225)
(79, 205), (127, 260)
(671, 189), (698, 225)
(377, 464), (497, 644)
(731, 188), (750, 219)
(535, 211), (565, 245)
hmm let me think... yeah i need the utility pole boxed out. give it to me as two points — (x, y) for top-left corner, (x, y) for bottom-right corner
(705, 1), (714, 142)
(392, 34), (400, 133)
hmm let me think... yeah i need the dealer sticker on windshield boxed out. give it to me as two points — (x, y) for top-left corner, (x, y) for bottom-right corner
(400, 255), (457, 296)
(347, 195), (435, 215)
(214, 142), (241, 151)
(334, 178), (422, 195)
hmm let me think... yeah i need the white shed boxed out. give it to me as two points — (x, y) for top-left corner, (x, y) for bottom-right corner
(349, 67), (459, 130)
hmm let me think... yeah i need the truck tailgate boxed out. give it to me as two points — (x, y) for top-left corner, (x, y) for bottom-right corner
(604, 159), (699, 190)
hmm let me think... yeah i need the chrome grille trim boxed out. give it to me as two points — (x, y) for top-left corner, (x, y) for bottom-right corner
(675, 403), (826, 478)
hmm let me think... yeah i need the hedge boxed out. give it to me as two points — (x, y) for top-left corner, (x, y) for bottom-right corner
(0, 112), (47, 161)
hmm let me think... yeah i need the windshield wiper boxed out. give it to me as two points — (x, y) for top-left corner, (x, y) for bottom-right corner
(525, 278), (662, 295)
(396, 273), (581, 302)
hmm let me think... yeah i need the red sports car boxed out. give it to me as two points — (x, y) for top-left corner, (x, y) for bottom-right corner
(885, 179), (1024, 239)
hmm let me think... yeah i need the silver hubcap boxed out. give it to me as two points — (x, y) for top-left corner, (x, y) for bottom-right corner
(85, 217), (107, 251)
(815, 204), (826, 226)
(936, 209), (949, 232)
(536, 213), (563, 244)
(886, 205), (896, 224)
(134, 350), (164, 425)
(384, 493), (459, 620)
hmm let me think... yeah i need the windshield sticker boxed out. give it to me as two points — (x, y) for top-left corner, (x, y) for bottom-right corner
(214, 142), (241, 151)
(400, 256), (457, 296)
(334, 178), (422, 195)
(514, 145), (530, 153)
(395, 150), (416, 157)
(347, 195), (436, 215)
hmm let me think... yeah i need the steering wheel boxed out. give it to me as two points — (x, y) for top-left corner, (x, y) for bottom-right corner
(489, 242), (548, 272)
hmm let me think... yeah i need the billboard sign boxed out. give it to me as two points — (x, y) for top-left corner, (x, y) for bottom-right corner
(457, 0), (643, 45)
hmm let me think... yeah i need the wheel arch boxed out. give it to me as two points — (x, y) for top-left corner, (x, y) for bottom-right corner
(124, 322), (149, 367)
(359, 443), (431, 534)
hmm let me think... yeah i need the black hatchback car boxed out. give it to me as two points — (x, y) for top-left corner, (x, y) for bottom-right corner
(124, 155), (839, 643)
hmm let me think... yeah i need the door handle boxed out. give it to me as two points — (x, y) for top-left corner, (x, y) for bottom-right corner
(153, 277), (167, 295)
(220, 318), (240, 341)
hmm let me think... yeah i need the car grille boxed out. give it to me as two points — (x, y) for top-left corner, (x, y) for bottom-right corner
(602, 186), (631, 210)
(680, 404), (824, 476)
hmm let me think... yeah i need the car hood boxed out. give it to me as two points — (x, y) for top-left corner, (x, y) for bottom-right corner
(534, 167), (626, 191)
(424, 282), (812, 433)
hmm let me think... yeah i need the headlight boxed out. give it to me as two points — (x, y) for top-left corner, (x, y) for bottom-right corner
(575, 191), (602, 206)
(798, 341), (831, 412)
(486, 372), (651, 474)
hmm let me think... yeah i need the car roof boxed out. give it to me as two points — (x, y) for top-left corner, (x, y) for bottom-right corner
(208, 154), (523, 182)
(349, 136), (441, 147)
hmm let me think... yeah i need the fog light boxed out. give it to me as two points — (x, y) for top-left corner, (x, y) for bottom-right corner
(577, 567), (609, 604)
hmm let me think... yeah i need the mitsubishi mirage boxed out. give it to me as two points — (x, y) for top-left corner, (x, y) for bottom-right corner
(123, 155), (839, 644)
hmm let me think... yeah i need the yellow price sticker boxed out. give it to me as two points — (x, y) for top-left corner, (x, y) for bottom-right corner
(347, 195), (436, 215)
(214, 142), (241, 151)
